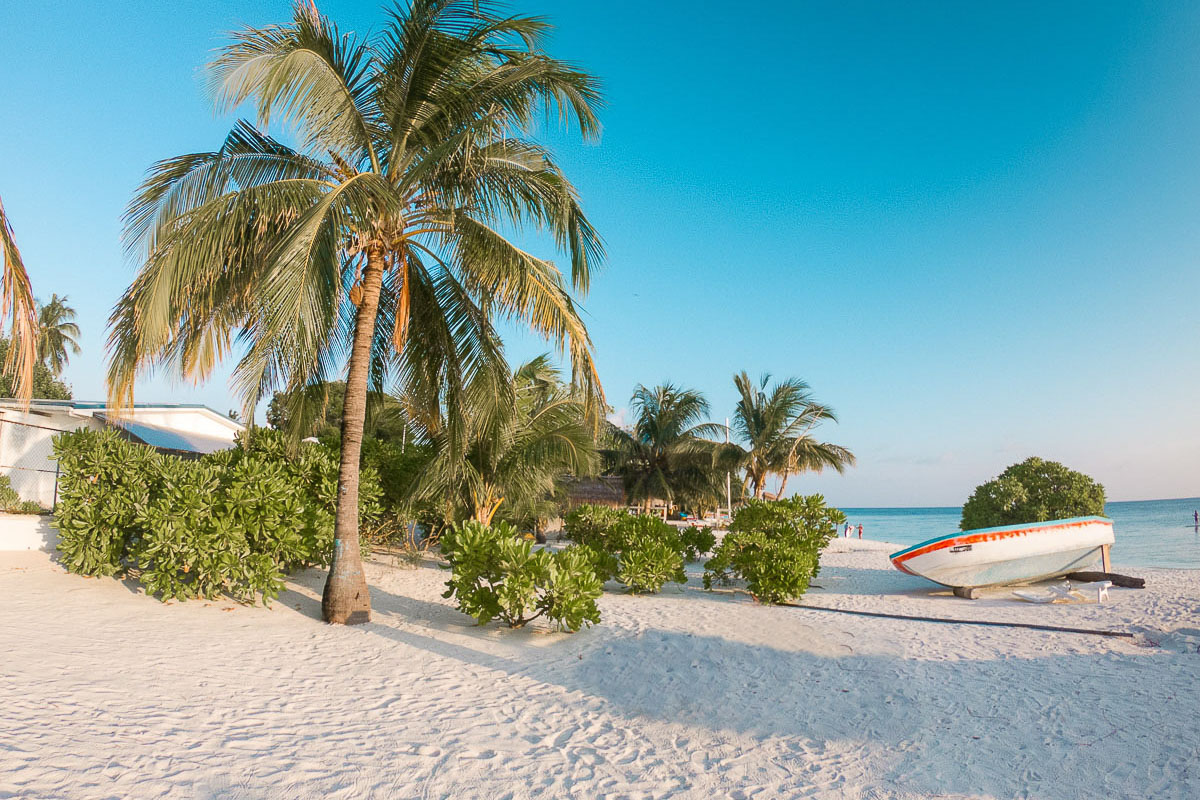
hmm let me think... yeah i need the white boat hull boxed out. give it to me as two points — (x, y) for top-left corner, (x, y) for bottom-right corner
(890, 516), (1114, 588)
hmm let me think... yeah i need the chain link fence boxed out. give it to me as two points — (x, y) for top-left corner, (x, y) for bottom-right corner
(0, 418), (62, 509)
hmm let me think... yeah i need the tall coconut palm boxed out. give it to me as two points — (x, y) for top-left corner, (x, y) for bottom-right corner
(731, 372), (854, 499)
(417, 354), (596, 525)
(109, 1), (605, 624)
(607, 384), (725, 512)
(0, 197), (40, 402)
(36, 294), (81, 376)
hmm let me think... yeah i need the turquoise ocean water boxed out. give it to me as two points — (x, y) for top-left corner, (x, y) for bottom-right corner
(839, 497), (1200, 570)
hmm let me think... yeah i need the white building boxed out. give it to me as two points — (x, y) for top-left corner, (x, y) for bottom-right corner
(0, 400), (245, 508)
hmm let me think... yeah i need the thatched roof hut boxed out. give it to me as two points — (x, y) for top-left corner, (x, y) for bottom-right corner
(561, 475), (626, 509)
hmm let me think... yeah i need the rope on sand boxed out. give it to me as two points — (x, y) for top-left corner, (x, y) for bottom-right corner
(779, 602), (1135, 639)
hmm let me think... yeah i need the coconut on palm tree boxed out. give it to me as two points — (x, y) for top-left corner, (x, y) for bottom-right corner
(730, 371), (854, 500)
(36, 294), (81, 376)
(109, 1), (605, 623)
(0, 196), (41, 401)
(416, 354), (597, 526)
(607, 384), (725, 513)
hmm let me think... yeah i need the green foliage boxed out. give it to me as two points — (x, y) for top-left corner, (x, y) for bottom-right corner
(416, 355), (598, 528)
(565, 511), (686, 594)
(0, 337), (71, 399)
(440, 521), (601, 631)
(729, 371), (853, 500)
(704, 495), (844, 604)
(617, 536), (685, 594)
(960, 457), (1106, 531)
(36, 294), (81, 376)
(266, 381), (411, 445)
(563, 504), (627, 549)
(605, 384), (727, 511)
(679, 525), (717, 562)
(52, 428), (383, 603)
(0, 475), (44, 514)
(0, 476), (20, 509)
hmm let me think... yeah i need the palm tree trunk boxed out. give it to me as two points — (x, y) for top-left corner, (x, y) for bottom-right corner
(777, 469), (790, 499)
(322, 246), (386, 624)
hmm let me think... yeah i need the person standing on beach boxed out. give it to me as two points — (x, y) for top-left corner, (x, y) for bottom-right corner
(857, 524), (863, 539)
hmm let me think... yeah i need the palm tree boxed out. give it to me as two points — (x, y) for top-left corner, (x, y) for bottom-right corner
(0, 196), (40, 402)
(416, 354), (596, 526)
(36, 294), (81, 376)
(109, 1), (604, 624)
(607, 384), (725, 512)
(730, 371), (854, 500)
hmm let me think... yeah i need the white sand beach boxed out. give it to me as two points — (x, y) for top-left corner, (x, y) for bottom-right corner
(2, 539), (1198, 800)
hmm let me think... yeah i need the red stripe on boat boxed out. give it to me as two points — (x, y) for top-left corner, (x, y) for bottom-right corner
(890, 519), (1102, 568)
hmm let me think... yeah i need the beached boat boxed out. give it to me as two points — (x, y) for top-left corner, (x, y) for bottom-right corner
(890, 516), (1115, 588)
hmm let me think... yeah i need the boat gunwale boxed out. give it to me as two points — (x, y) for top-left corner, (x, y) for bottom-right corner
(888, 515), (1113, 562)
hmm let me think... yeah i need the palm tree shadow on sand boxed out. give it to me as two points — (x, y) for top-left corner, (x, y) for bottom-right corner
(276, 560), (1198, 799)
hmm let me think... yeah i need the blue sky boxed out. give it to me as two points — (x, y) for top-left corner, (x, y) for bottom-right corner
(2, 1), (1198, 506)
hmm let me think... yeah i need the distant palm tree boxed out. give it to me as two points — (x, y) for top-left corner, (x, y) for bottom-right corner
(109, 2), (604, 623)
(417, 355), (596, 525)
(36, 294), (81, 376)
(0, 196), (40, 401)
(730, 371), (854, 499)
(608, 384), (725, 512)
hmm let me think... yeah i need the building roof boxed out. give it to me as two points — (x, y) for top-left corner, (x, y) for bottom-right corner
(562, 475), (626, 506)
(93, 413), (237, 456)
(0, 399), (228, 413)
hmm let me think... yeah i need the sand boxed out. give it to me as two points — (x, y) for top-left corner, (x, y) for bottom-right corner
(2, 538), (1198, 800)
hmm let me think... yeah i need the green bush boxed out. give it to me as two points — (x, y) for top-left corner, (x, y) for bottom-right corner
(441, 521), (601, 631)
(618, 537), (685, 594)
(960, 457), (1106, 531)
(563, 503), (627, 549)
(0, 475), (43, 514)
(607, 514), (685, 593)
(0, 475), (20, 509)
(703, 495), (844, 604)
(52, 427), (383, 603)
(679, 525), (717, 562)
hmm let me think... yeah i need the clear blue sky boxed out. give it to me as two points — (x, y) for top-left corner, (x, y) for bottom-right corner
(2, 1), (1198, 506)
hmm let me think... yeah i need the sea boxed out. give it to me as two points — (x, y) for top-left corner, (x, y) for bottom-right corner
(839, 497), (1200, 570)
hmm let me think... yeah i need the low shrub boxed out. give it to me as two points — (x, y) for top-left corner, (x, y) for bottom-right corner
(960, 457), (1105, 531)
(564, 507), (689, 594)
(441, 521), (601, 631)
(703, 495), (844, 604)
(607, 514), (685, 593)
(679, 525), (717, 562)
(0, 475), (44, 514)
(52, 427), (383, 603)
(563, 503), (627, 549)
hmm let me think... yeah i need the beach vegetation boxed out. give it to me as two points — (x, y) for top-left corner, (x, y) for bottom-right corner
(267, 381), (410, 445)
(728, 372), (854, 500)
(36, 294), (81, 376)
(960, 457), (1106, 530)
(704, 495), (844, 603)
(563, 503), (627, 549)
(0, 196), (40, 402)
(109, 0), (604, 624)
(441, 520), (601, 631)
(605, 384), (726, 513)
(679, 525), (717, 562)
(52, 428), (382, 603)
(0, 475), (43, 514)
(415, 356), (597, 527)
(566, 512), (686, 593)
(0, 338), (71, 400)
